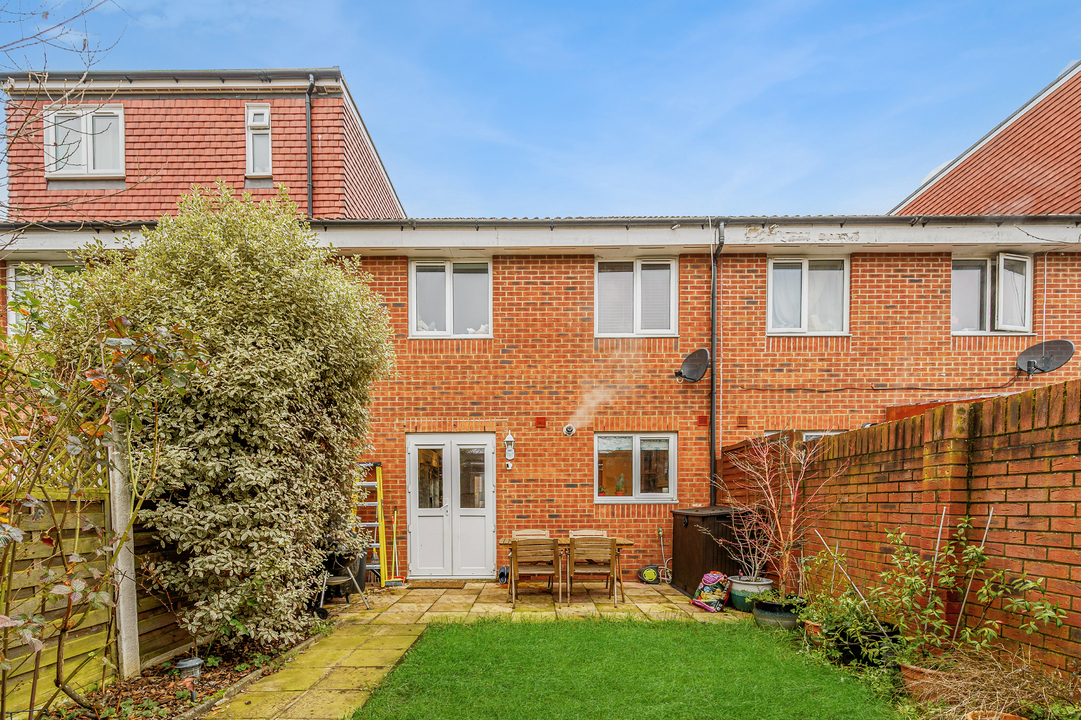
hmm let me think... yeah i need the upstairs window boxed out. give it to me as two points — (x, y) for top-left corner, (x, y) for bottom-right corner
(767, 257), (848, 334)
(951, 254), (1032, 333)
(595, 258), (677, 336)
(410, 260), (492, 337)
(245, 104), (272, 177)
(44, 105), (125, 177)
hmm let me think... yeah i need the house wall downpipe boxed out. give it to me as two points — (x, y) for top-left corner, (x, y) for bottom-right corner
(306, 73), (315, 219)
(710, 223), (724, 506)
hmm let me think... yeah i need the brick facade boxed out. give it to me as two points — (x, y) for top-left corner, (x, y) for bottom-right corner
(358, 253), (716, 573)
(721, 251), (1081, 440)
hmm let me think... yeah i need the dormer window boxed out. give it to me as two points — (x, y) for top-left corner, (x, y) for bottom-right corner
(43, 105), (125, 177)
(245, 104), (272, 177)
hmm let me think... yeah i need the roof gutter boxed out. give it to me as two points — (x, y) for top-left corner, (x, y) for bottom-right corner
(306, 73), (316, 219)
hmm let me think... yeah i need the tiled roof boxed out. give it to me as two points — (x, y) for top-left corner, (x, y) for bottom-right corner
(894, 61), (1081, 215)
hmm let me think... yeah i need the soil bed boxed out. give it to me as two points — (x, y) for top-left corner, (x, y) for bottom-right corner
(40, 636), (305, 719)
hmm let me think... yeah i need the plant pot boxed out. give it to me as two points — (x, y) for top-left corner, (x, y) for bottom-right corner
(803, 620), (824, 646)
(964, 712), (1032, 720)
(897, 662), (953, 703)
(752, 598), (803, 630)
(727, 576), (773, 612)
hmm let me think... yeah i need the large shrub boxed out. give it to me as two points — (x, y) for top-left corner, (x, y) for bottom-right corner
(36, 185), (394, 645)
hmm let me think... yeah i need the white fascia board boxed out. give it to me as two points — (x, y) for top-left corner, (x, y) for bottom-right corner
(724, 221), (1081, 254)
(7, 77), (342, 96)
(1, 229), (137, 260)
(321, 224), (717, 256)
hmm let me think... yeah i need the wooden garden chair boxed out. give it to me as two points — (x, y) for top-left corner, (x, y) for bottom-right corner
(507, 537), (561, 607)
(568, 536), (623, 606)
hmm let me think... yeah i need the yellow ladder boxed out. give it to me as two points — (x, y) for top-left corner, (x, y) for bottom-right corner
(357, 462), (389, 587)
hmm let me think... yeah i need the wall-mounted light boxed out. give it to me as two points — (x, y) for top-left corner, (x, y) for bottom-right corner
(504, 433), (515, 461)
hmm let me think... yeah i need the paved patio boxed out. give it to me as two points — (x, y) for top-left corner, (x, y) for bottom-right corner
(207, 579), (744, 720)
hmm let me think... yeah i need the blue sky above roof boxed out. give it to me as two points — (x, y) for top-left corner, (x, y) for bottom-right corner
(29, 0), (1081, 218)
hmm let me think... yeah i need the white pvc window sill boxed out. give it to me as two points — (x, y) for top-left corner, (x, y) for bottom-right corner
(595, 333), (680, 339)
(951, 332), (1036, 337)
(594, 497), (677, 505)
(408, 334), (494, 340)
(766, 332), (851, 337)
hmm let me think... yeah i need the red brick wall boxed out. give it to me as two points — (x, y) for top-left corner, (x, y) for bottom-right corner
(358, 253), (716, 575)
(721, 251), (1081, 441)
(732, 380), (1081, 668)
(6, 95), (401, 222)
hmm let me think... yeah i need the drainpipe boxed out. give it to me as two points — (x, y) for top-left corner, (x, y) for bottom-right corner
(306, 73), (315, 219)
(709, 223), (724, 506)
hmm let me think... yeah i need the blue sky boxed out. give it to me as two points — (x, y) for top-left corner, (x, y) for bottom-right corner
(24, 0), (1081, 217)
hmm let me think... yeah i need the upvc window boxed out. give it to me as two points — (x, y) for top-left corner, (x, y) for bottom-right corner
(245, 104), (272, 177)
(595, 258), (677, 336)
(410, 260), (492, 337)
(6, 263), (82, 331)
(594, 433), (677, 503)
(951, 253), (1032, 334)
(43, 105), (125, 177)
(767, 257), (848, 334)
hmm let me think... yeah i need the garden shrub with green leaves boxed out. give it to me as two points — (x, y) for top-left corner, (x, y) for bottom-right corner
(36, 184), (394, 647)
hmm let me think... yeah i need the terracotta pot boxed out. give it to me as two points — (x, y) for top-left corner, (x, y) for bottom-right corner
(803, 620), (824, 646)
(897, 662), (952, 702)
(963, 713), (1031, 720)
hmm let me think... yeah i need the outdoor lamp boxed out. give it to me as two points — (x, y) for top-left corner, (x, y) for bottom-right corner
(175, 657), (204, 702)
(504, 433), (515, 460)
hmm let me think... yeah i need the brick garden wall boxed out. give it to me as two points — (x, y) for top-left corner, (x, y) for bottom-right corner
(725, 378), (1081, 668)
(720, 251), (1081, 441)
(358, 253), (717, 574)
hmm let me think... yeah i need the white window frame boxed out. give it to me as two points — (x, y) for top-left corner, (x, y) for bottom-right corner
(245, 103), (273, 178)
(43, 104), (125, 178)
(766, 257), (850, 335)
(801, 430), (844, 443)
(408, 259), (494, 338)
(593, 432), (677, 504)
(593, 258), (679, 338)
(951, 253), (1033, 335)
(5, 262), (83, 332)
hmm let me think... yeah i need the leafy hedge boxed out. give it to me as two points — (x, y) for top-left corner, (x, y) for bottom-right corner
(37, 185), (394, 645)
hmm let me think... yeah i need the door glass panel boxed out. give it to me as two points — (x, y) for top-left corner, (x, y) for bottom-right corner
(459, 447), (485, 508)
(596, 435), (633, 497)
(418, 448), (443, 509)
(640, 438), (670, 494)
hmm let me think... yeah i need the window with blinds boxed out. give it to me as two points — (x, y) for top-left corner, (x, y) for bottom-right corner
(595, 258), (677, 336)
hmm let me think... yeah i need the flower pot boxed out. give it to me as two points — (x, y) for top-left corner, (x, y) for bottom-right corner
(803, 620), (824, 646)
(964, 712), (1032, 720)
(897, 662), (952, 703)
(752, 598), (803, 630)
(727, 576), (773, 612)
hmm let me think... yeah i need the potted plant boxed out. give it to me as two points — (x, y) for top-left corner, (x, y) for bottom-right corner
(711, 431), (844, 620)
(614, 474), (625, 496)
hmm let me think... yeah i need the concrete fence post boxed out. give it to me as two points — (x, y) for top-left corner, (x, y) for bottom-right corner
(108, 430), (141, 679)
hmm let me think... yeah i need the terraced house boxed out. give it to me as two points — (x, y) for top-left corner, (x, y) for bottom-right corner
(4, 67), (1080, 582)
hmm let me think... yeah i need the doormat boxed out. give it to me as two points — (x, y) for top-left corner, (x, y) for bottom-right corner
(408, 581), (466, 589)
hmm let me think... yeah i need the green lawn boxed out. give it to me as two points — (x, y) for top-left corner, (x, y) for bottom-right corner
(351, 619), (897, 720)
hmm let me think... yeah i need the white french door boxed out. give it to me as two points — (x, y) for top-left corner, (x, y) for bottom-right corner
(406, 434), (496, 578)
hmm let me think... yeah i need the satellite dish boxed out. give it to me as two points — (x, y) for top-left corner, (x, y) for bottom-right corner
(1016, 339), (1075, 376)
(675, 349), (710, 383)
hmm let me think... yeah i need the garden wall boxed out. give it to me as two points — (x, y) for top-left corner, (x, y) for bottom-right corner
(723, 378), (1081, 669)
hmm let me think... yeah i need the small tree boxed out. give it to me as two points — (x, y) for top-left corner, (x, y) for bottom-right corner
(38, 184), (394, 647)
(714, 431), (844, 598)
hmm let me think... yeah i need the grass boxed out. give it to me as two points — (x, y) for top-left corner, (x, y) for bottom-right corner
(350, 618), (898, 720)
